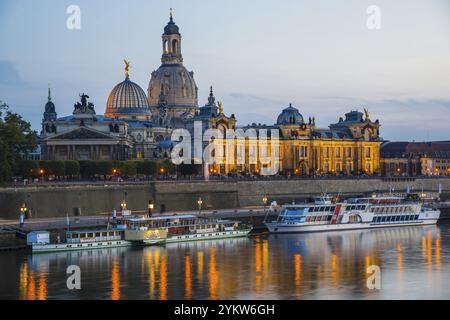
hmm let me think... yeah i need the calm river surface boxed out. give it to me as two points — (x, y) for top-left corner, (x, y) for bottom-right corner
(1, 223), (449, 300)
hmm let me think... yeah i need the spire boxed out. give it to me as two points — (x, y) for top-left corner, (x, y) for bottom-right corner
(169, 7), (173, 22)
(48, 85), (52, 101)
(208, 86), (216, 105)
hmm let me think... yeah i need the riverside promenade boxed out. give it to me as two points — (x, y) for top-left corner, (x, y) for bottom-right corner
(1, 176), (449, 219)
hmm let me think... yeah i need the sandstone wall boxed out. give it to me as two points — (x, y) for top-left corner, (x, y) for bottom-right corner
(0, 178), (448, 219)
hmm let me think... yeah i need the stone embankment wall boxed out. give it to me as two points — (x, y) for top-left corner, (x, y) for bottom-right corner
(0, 178), (449, 219)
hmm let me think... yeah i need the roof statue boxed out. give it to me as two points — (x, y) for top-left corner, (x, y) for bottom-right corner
(124, 59), (131, 79)
(218, 101), (224, 115)
(364, 108), (370, 121)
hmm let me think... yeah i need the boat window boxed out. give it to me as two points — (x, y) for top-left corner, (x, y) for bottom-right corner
(319, 206), (325, 212)
(95, 232), (101, 237)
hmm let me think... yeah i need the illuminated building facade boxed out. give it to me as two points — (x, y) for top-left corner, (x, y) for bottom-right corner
(40, 12), (382, 175)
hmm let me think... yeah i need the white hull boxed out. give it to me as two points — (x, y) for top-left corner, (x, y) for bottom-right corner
(265, 219), (438, 234)
(32, 240), (133, 253)
(165, 230), (251, 243)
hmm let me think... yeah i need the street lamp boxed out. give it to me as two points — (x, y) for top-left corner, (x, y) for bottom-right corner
(197, 197), (203, 216)
(262, 195), (268, 211)
(148, 200), (154, 217)
(19, 203), (27, 228)
(120, 200), (127, 213)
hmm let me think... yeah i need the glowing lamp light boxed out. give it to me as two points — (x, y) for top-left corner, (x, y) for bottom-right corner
(20, 203), (27, 214)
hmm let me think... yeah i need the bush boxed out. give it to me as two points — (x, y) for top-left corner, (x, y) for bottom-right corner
(179, 164), (200, 175)
(65, 161), (80, 176)
(137, 161), (157, 175)
(120, 161), (137, 176)
(159, 159), (176, 174)
(18, 160), (39, 178)
(79, 160), (96, 177)
(39, 160), (65, 177)
(95, 161), (113, 176)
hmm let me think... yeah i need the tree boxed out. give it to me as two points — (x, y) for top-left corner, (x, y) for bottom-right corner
(0, 102), (38, 182)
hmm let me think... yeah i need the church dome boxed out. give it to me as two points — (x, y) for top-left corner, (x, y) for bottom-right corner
(277, 104), (304, 125)
(105, 76), (150, 119)
(164, 16), (180, 35)
(148, 64), (198, 110)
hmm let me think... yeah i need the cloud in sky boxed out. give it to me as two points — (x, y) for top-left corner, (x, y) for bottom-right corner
(0, 0), (449, 140)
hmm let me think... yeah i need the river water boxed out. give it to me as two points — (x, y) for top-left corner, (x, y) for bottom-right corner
(0, 223), (449, 300)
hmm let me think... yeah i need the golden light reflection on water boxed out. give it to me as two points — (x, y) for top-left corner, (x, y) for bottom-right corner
(255, 238), (262, 295)
(331, 254), (337, 286)
(146, 251), (155, 299)
(185, 255), (192, 300)
(13, 226), (446, 300)
(436, 237), (441, 271)
(294, 254), (301, 288)
(111, 257), (120, 300)
(27, 272), (36, 300)
(38, 273), (47, 300)
(208, 247), (219, 300)
(197, 251), (204, 284)
(19, 261), (28, 300)
(159, 255), (167, 301)
(396, 243), (403, 276)
(427, 232), (432, 272)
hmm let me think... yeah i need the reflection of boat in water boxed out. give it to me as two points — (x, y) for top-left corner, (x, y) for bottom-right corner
(266, 196), (440, 234)
(272, 224), (441, 263)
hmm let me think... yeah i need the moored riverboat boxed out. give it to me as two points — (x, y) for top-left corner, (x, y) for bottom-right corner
(29, 229), (133, 253)
(265, 195), (440, 234)
(119, 214), (252, 244)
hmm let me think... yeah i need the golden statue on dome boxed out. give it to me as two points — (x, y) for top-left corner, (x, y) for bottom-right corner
(364, 108), (370, 121)
(124, 59), (131, 79)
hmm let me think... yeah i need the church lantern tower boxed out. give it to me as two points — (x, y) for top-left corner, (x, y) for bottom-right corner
(161, 8), (183, 65)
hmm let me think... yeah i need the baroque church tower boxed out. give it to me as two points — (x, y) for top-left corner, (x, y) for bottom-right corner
(148, 10), (199, 128)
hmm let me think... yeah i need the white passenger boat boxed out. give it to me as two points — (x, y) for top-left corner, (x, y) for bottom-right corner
(119, 214), (251, 244)
(30, 229), (133, 253)
(265, 196), (440, 234)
